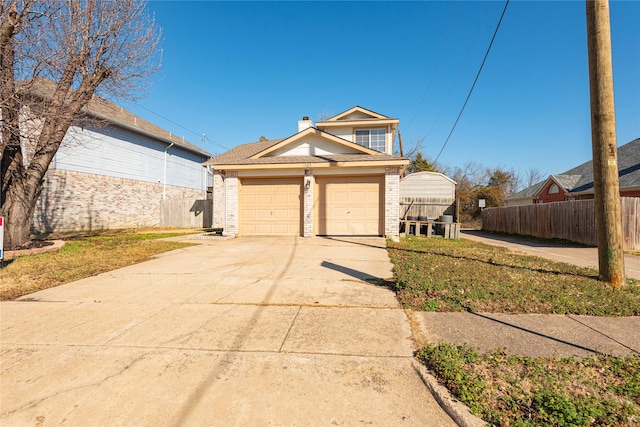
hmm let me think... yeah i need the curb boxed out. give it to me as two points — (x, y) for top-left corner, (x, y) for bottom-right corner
(3, 240), (65, 261)
(412, 361), (487, 427)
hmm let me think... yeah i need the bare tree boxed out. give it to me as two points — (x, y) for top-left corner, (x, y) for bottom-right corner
(1, 0), (161, 248)
(317, 110), (334, 121)
(394, 135), (424, 159)
(522, 167), (546, 189)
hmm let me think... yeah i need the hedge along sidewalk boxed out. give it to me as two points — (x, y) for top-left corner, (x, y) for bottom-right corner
(0, 231), (196, 301)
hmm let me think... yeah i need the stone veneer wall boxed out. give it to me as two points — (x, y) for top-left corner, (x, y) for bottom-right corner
(212, 173), (225, 229)
(303, 173), (315, 237)
(222, 172), (239, 237)
(32, 169), (202, 233)
(385, 168), (401, 237)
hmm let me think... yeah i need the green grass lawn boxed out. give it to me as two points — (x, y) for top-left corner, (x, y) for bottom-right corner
(388, 236), (640, 426)
(388, 236), (640, 316)
(0, 230), (196, 300)
(419, 343), (639, 426)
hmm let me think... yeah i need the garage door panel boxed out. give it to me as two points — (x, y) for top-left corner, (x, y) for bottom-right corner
(256, 194), (273, 204)
(241, 178), (302, 236)
(350, 191), (367, 202)
(315, 176), (383, 236)
(273, 194), (291, 204)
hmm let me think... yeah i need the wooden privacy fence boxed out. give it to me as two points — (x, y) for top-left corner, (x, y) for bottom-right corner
(160, 198), (212, 228)
(481, 197), (640, 250)
(400, 197), (457, 221)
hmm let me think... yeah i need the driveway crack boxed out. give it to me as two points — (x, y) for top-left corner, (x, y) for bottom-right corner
(279, 306), (302, 352)
(1, 352), (149, 417)
(213, 278), (264, 303)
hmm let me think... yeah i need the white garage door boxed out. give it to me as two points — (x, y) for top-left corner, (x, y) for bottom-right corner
(315, 176), (383, 236)
(240, 178), (302, 236)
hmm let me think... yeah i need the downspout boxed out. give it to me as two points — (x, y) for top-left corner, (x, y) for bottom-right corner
(207, 165), (215, 228)
(163, 142), (174, 200)
(223, 172), (227, 233)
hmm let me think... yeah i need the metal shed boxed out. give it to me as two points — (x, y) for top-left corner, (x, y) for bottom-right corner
(400, 172), (456, 200)
(399, 171), (457, 222)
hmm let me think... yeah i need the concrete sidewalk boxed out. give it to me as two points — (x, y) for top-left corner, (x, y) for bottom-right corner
(407, 230), (640, 359)
(413, 311), (639, 358)
(1, 236), (457, 426)
(461, 229), (640, 280)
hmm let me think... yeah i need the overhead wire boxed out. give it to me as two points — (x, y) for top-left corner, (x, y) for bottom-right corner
(133, 102), (231, 151)
(433, 0), (510, 164)
(424, 1), (491, 142)
(402, 2), (460, 133)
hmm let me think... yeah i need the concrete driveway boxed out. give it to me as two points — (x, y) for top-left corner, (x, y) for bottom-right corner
(1, 237), (455, 426)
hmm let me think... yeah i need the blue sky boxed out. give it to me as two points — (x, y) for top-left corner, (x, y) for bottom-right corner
(127, 0), (640, 178)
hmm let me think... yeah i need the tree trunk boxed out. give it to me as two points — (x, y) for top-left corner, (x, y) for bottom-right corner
(1, 175), (37, 248)
(1, 0), (160, 247)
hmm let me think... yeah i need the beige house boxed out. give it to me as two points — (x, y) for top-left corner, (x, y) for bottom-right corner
(205, 106), (409, 238)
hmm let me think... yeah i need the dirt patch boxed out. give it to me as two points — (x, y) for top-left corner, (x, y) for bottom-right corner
(6, 240), (55, 252)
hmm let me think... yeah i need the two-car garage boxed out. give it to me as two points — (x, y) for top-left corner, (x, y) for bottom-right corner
(239, 175), (383, 237)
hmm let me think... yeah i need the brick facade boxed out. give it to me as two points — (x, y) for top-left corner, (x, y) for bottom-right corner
(535, 180), (569, 204)
(212, 173), (225, 228)
(223, 171), (239, 237)
(32, 169), (202, 233)
(217, 170), (402, 238)
(621, 190), (640, 198)
(303, 173), (315, 237)
(384, 168), (400, 237)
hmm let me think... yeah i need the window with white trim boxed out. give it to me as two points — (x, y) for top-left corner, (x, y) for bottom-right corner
(548, 184), (559, 194)
(355, 128), (386, 152)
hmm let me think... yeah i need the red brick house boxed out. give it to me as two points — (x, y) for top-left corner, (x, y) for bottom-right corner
(506, 138), (640, 206)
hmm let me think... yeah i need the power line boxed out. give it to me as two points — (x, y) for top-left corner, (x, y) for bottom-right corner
(403, 2), (461, 132)
(133, 102), (230, 151)
(433, 0), (510, 164)
(424, 1), (491, 142)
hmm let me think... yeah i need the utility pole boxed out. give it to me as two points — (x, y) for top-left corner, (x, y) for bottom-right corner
(398, 131), (407, 177)
(586, 0), (625, 286)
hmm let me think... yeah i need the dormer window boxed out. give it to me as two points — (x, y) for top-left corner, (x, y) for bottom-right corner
(355, 128), (385, 152)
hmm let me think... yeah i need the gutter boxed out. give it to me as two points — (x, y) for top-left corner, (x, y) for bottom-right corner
(25, 84), (211, 157)
(87, 110), (210, 157)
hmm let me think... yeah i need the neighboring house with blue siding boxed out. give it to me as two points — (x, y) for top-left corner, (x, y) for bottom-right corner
(26, 88), (213, 232)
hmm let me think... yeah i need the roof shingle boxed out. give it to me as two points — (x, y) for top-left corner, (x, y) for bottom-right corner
(508, 138), (640, 199)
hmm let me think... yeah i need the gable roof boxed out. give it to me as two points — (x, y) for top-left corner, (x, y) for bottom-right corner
(205, 130), (407, 169)
(400, 171), (457, 185)
(209, 138), (285, 164)
(508, 181), (546, 200)
(324, 106), (389, 121)
(562, 138), (640, 193)
(316, 106), (399, 128)
(508, 138), (640, 200)
(19, 78), (212, 158)
(250, 127), (379, 158)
